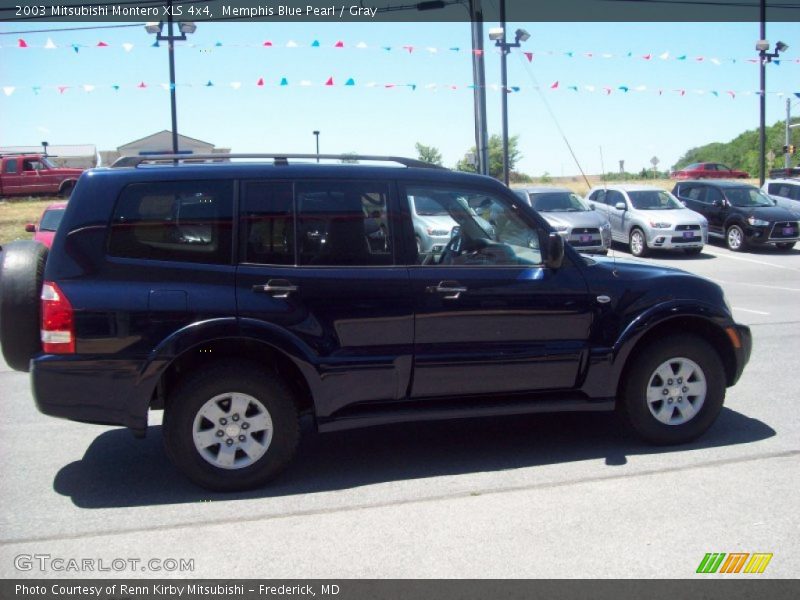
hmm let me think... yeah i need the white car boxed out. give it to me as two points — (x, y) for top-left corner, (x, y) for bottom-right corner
(762, 178), (800, 213)
(585, 185), (708, 257)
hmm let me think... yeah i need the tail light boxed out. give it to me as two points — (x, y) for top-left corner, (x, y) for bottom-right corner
(41, 281), (75, 354)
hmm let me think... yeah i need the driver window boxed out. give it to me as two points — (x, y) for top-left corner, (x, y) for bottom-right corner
(406, 186), (542, 267)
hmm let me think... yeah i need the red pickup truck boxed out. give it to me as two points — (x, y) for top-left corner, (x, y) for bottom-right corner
(0, 154), (84, 197)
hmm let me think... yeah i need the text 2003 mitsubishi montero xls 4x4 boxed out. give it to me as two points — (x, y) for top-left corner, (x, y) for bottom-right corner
(0, 154), (751, 491)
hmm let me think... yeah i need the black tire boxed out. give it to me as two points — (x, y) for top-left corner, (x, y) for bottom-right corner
(163, 361), (300, 491)
(58, 181), (75, 197)
(725, 224), (747, 252)
(776, 242), (795, 251)
(629, 227), (649, 257)
(0, 241), (47, 372)
(618, 335), (725, 445)
(683, 247), (703, 255)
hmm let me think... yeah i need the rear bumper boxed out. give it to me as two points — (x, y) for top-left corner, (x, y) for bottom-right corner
(31, 355), (151, 434)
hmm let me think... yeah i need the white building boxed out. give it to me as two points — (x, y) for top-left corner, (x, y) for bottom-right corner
(101, 131), (229, 165)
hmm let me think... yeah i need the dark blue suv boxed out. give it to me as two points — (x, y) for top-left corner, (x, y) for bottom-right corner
(0, 155), (752, 491)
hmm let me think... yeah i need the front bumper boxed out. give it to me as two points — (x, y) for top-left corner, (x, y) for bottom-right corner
(646, 228), (707, 250)
(744, 221), (799, 245)
(560, 228), (611, 254)
(730, 323), (752, 386)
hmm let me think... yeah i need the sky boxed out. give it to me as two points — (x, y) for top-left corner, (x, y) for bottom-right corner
(1, 18), (799, 176)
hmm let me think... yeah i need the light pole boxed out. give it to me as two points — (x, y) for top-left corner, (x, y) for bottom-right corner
(313, 131), (320, 162)
(145, 5), (196, 155)
(489, 5), (529, 186)
(756, 2), (788, 185)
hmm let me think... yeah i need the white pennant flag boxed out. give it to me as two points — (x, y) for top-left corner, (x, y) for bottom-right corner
(82, 84), (95, 92)
(3, 86), (15, 96)
(44, 38), (57, 49)
(122, 43), (134, 52)
(659, 51), (670, 60)
(356, 42), (368, 49)
(230, 82), (242, 89)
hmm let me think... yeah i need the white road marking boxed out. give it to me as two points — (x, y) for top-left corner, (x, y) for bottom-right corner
(701, 246), (800, 272)
(732, 307), (771, 315)
(709, 279), (800, 293)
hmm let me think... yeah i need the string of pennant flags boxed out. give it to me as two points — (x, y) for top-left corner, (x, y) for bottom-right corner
(5, 36), (800, 66)
(4, 79), (799, 99)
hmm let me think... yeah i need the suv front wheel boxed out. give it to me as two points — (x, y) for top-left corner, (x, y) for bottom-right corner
(629, 227), (649, 257)
(163, 361), (300, 491)
(619, 335), (725, 445)
(726, 224), (747, 252)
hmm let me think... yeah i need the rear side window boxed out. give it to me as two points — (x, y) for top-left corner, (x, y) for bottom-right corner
(240, 181), (294, 265)
(108, 181), (233, 264)
(5, 159), (17, 174)
(295, 181), (393, 266)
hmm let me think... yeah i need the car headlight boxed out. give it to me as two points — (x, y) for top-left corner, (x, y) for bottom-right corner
(601, 222), (611, 230)
(649, 221), (672, 229)
(426, 228), (450, 236)
(747, 216), (769, 227)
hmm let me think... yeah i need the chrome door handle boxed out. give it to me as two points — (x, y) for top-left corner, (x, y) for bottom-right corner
(252, 279), (298, 298)
(427, 280), (467, 300)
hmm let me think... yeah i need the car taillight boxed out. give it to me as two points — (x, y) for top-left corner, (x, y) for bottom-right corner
(41, 281), (75, 354)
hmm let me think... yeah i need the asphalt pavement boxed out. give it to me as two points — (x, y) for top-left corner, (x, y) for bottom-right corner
(0, 239), (798, 579)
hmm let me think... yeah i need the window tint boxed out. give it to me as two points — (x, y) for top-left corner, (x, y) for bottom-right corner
(5, 159), (17, 174)
(108, 180), (233, 264)
(407, 186), (542, 266)
(39, 208), (65, 232)
(606, 190), (626, 207)
(296, 181), (393, 266)
(530, 192), (588, 212)
(589, 190), (606, 203)
(628, 190), (682, 210)
(705, 187), (723, 204)
(241, 181), (294, 265)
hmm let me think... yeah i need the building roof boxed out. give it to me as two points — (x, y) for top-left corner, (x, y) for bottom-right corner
(117, 130), (215, 151)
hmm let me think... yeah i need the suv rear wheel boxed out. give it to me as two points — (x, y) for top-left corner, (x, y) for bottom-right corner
(619, 335), (725, 445)
(163, 361), (300, 491)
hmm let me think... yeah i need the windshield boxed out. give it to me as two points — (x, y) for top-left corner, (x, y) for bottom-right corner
(628, 190), (683, 210)
(39, 208), (65, 232)
(725, 188), (774, 208)
(413, 196), (450, 216)
(41, 157), (56, 169)
(530, 192), (588, 212)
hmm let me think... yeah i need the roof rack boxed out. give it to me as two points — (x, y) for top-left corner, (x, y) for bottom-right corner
(111, 153), (446, 169)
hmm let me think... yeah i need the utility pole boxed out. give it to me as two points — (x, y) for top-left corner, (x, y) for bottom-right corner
(786, 98), (792, 169)
(470, 0), (489, 176)
(759, 1), (766, 186)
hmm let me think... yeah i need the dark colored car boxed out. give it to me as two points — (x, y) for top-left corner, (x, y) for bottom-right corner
(672, 180), (799, 251)
(670, 163), (749, 180)
(0, 154), (752, 491)
(24, 201), (67, 248)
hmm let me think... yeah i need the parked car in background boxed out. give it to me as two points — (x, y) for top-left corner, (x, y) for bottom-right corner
(25, 202), (67, 248)
(514, 186), (611, 254)
(673, 180), (799, 251)
(411, 194), (494, 255)
(0, 154), (83, 197)
(585, 185), (707, 257)
(761, 178), (800, 212)
(670, 163), (749, 180)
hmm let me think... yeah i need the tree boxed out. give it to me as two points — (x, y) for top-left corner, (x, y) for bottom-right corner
(455, 134), (522, 180)
(414, 142), (443, 166)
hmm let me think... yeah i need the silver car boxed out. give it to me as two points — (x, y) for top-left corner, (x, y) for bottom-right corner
(585, 185), (708, 257)
(515, 186), (611, 254)
(410, 194), (495, 254)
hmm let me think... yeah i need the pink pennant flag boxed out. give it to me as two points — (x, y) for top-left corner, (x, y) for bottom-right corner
(726, 90), (736, 99)
(642, 54), (652, 60)
(385, 84), (396, 88)
(262, 41), (273, 47)
(325, 77), (334, 86)
(256, 77), (264, 87)
(97, 41), (109, 47)
(472, 49), (484, 56)
(137, 81), (147, 88)
(18, 39), (28, 48)
(58, 86), (69, 94)
(403, 45), (414, 54)
(695, 56), (704, 62)
(676, 89), (686, 96)
(550, 81), (559, 89)
(523, 52), (533, 62)
(584, 52), (593, 58)
(603, 87), (612, 95)
(334, 41), (344, 48)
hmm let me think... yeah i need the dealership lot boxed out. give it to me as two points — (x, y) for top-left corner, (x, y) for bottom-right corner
(0, 241), (798, 579)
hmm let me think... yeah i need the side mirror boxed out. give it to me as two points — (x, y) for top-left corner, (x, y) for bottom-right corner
(25, 223), (36, 233)
(711, 199), (723, 208)
(772, 197), (778, 206)
(544, 232), (565, 270)
(450, 225), (461, 239)
(614, 202), (627, 211)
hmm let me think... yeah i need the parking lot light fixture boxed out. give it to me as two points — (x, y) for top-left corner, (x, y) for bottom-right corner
(144, 2), (196, 155)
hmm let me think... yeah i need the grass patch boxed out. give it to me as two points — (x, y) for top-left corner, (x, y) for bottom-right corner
(0, 198), (58, 246)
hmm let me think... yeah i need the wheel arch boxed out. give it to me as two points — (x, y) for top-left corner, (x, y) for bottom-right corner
(615, 315), (738, 398)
